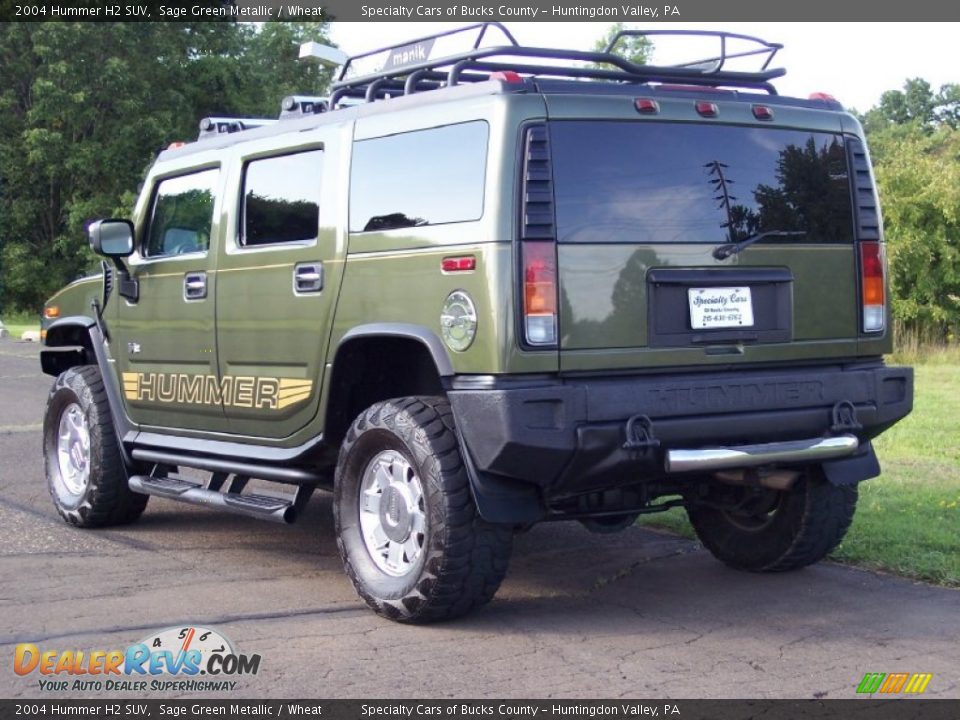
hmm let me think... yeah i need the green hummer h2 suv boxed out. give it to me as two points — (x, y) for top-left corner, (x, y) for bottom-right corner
(39, 25), (913, 622)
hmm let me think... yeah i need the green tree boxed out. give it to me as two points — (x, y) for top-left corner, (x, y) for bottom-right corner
(591, 23), (653, 67)
(869, 124), (960, 342)
(861, 78), (960, 133)
(0, 21), (335, 311)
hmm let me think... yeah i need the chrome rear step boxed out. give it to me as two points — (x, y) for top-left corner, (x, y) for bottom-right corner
(664, 434), (859, 474)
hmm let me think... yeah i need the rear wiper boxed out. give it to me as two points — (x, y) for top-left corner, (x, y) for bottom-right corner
(712, 230), (807, 260)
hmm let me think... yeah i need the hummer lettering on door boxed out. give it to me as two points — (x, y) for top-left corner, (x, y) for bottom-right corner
(121, 372), (312, 410)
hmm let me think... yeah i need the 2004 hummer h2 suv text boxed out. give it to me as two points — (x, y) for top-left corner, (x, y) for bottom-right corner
(39, 25), (913, 622)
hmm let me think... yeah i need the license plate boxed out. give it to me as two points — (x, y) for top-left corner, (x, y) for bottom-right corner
(688, 287), (754, 329)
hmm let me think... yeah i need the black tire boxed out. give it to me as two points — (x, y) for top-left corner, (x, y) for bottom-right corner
(43, 365), (148, 527)
(686, 466), (857, 572)
(334, 396), (512, 623)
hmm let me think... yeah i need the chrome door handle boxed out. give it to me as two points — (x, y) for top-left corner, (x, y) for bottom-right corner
(184, 272), (207, 300)
(294, 262), (323, 294)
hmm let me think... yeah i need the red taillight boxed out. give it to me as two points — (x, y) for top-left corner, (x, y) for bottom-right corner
(522, 241), (557, 346)
(752, 105), (774, 120)
(860, 241), (886, 332)
(634, 98), (660, 114)
(695, 101), (719, 118)
(441, 256), (476, 273)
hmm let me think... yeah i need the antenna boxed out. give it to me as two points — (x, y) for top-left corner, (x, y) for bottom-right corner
(299, 42), (348, 68)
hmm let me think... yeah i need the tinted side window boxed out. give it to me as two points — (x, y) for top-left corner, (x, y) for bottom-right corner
(350, 121), (488, 233)
(145, 169), (218, 257)
(242, 150), (323, 247)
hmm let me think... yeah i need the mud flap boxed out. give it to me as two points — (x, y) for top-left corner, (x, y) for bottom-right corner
(454, 427), (546, 525)
(821, 441), (880, 486)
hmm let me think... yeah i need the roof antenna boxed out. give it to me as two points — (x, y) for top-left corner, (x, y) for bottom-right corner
(299, 41), (348, 68)
(281, 42), (350, 119)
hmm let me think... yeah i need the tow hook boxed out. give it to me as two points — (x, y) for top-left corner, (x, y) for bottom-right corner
(623, 414), (660, 457)
(830, 400), (863, 434)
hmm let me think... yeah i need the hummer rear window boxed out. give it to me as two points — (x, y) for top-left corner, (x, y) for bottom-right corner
(550, 121), (853, 245)
(349, 121), (488, 233)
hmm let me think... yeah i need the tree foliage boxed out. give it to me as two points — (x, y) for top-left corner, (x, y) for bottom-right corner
(591, 23), (653, 67)
(0, 21), (334, 311)
(861, 77), (960, 133)
(870, 125), (960, 342)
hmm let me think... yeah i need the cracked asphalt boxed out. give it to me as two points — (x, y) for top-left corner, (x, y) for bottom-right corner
(1, 337), (958, 699)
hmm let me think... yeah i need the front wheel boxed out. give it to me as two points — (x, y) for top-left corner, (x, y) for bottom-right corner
(43, 365), (148, 527)
(334, 396), (512, 623)
(686, 466), (857, 572)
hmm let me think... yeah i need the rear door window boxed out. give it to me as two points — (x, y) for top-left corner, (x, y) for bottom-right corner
(550, 121), (853, 245)
(241, 150), (323, 247)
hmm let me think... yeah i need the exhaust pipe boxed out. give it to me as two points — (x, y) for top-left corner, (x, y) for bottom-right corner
(714, 468), (801, 492)
(129, 475), (296, 524)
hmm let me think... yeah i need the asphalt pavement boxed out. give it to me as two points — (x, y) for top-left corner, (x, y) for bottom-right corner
(0, 337), (957, 699)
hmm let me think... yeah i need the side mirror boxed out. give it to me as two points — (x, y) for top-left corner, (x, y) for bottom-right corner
(88, 219), (135, 258)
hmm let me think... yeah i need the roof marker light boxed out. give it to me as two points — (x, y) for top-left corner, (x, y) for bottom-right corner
(491, 71), (522, 84)
(752, 105), (774, 120)
(695, 101), (719, 118)
(634, 98), (660, 114)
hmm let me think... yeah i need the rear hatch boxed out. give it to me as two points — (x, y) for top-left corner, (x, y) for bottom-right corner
(541, 94), (864, 372)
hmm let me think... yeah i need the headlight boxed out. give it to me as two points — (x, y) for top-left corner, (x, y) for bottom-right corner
(440, 290), (478, 352)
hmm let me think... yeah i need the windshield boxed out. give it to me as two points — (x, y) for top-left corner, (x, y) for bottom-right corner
(550, 121), (853, 245)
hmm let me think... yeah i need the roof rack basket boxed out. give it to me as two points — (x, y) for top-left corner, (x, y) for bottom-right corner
(329, 24), (785, 107)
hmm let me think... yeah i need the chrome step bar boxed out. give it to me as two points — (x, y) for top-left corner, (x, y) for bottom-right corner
(665, 434), (859, 473)
(129, 475), (298, 524)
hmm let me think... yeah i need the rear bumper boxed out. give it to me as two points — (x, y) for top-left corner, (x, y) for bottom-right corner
(448, 361), (912, 518)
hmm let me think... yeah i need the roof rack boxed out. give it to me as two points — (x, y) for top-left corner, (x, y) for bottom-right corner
(329, 24), (785, 106)
(606, 29), (781, 74)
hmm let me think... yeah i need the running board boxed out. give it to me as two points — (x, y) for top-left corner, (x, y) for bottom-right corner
(130, 447), (323, 485)
(129, 475), (300, 524)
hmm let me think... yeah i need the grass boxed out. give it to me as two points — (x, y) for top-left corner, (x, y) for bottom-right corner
(0, 310), (40, 339)
(641, 354), (960, 588)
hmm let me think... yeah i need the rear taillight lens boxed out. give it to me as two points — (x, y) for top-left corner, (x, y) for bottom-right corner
(522, 241), (557, 346)
(860, 241), (886, 332)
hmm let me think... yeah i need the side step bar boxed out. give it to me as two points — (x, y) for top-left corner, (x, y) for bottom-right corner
(665, 434), (859, 473)
(129, 475), (302, 524)
(130, 448), (323, 485)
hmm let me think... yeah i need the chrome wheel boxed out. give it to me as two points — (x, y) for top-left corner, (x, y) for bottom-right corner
(358, 450), (427, 577)
(56, 403), (90, 496)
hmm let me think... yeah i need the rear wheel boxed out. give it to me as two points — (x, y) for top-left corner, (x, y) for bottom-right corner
(686, 466), (857, 572)
(44, 365), (148, 527)
(334, 396), (512, 623)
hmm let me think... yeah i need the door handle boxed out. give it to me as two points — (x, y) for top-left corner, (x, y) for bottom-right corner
(183, 272), (207, 300)
(294, 262), (323, 294)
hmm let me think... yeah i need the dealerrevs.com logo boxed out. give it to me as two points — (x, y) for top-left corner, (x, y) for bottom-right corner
(14, 626), (260, 693)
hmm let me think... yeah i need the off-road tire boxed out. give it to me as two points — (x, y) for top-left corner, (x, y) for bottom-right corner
(44, 365), (148, 527)
(686, 466), (857, 572)
(334, 396), (512, 623)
